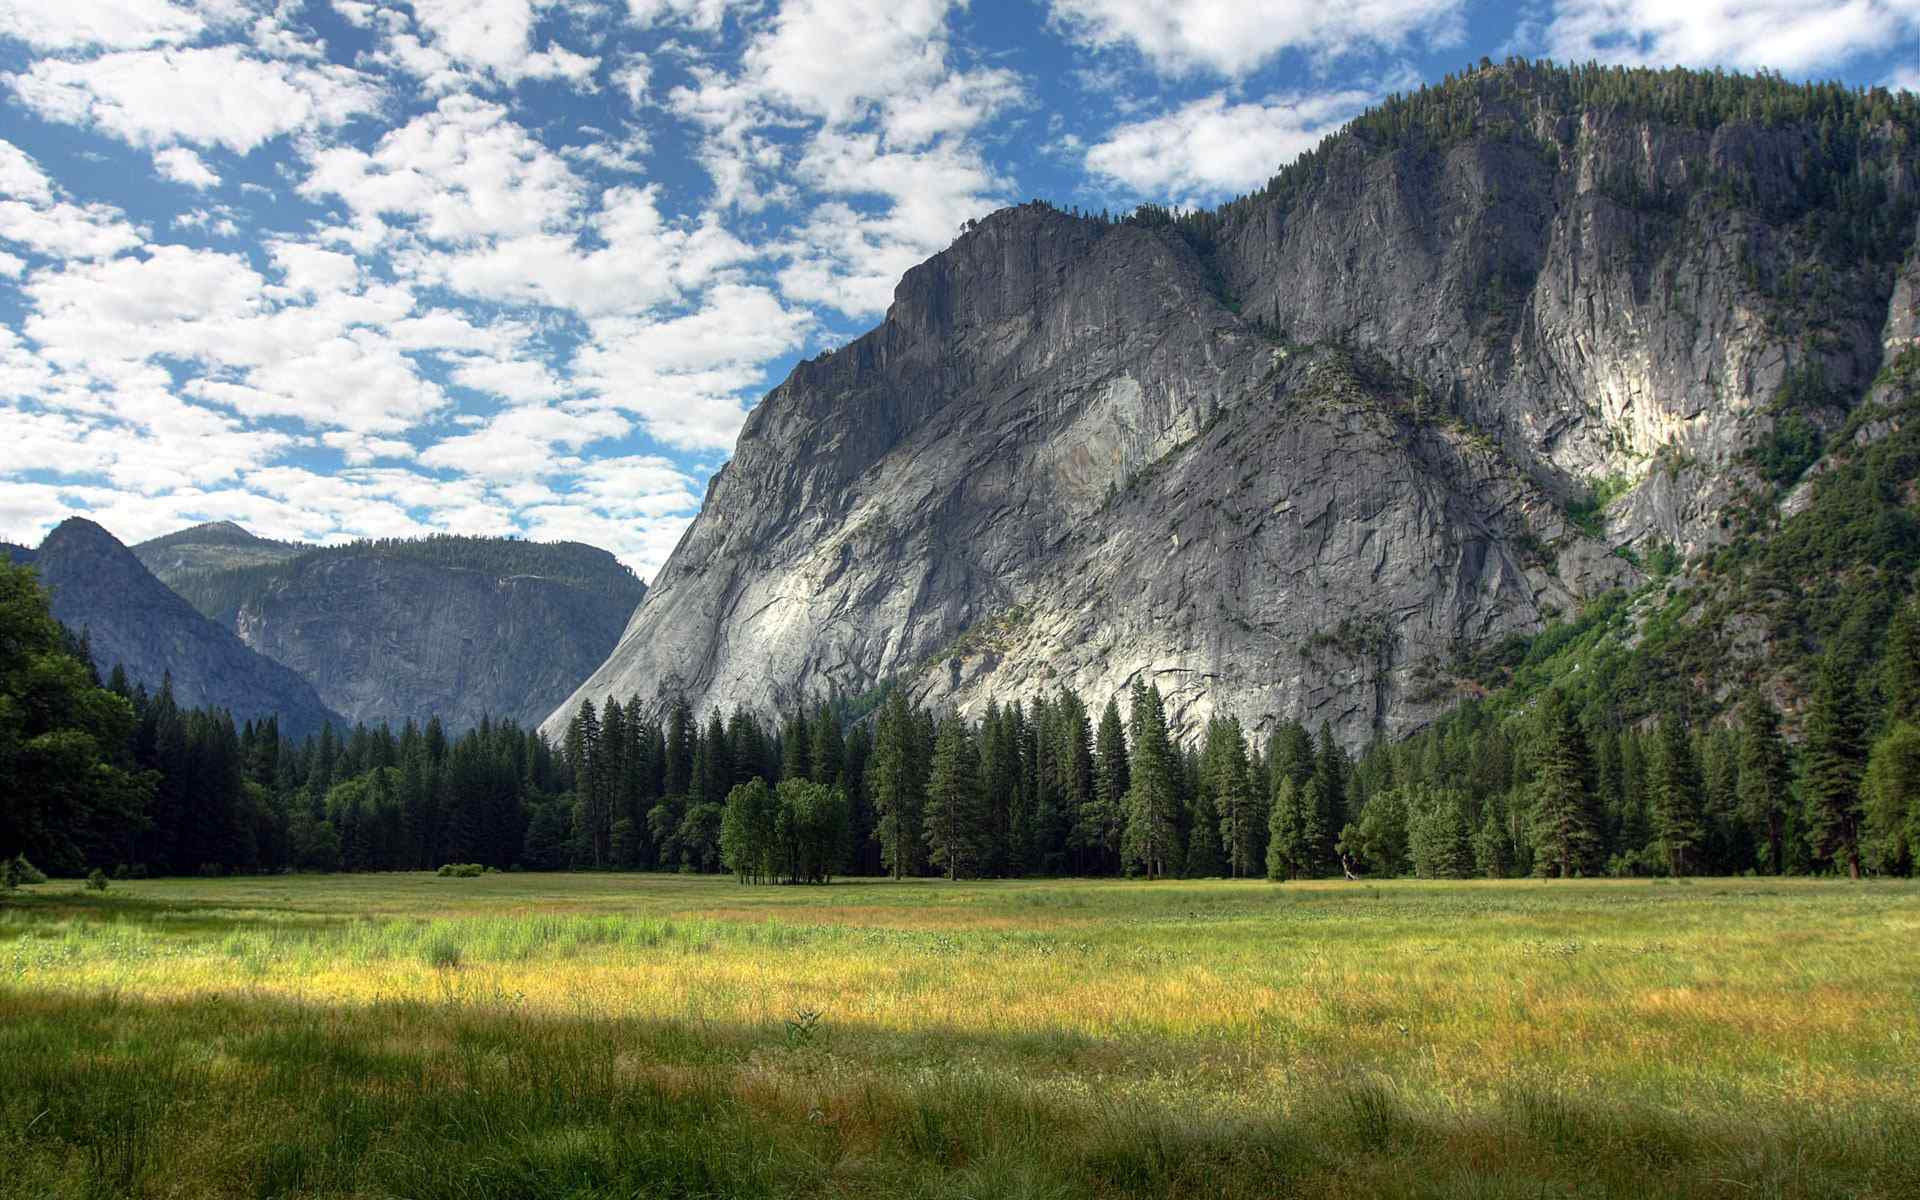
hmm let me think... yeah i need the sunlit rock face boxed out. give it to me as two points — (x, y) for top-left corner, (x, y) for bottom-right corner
(550, 68), (1918, 746)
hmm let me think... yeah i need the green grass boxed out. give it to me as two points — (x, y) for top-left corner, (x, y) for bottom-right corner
(2, 873), (1917, 1197)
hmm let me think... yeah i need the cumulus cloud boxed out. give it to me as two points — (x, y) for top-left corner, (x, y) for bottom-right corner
(1085, 89), (1373, 201)
(1545, 0), (1920, 72)
(1049, 0), (1465, 77)
(7, 46), (383, 153)
(153, 146), (219, 189)
(401, 0), (602, 90)
(574, 282), (811, 449)
(298, 93), (584, 244)
(0, 139), (55, 203)
(0, 0), (215, 51)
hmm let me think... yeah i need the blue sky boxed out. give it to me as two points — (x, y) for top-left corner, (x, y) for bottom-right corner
(2, 1), (1916, 578)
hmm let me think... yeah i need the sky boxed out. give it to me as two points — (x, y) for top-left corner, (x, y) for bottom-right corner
(2, 1), (1916, 579)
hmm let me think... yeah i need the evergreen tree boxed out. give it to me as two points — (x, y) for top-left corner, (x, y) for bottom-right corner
(1408, 787), (1474, 878)
(663, 697), (694, 797)
(1862, 722), (1920, 875)
(1803, 655), (1869, 878)
(923, 715), (986, 880)
(1881, 600), (1920, 726)
(1650, 712), (1706, 876)
(1185, 784), (1223, 877)
(1737, 692), (1792, 875)
(1206, 717), (1262, 878)
(1088, 698), (1129, 873)
(869, 692), (924, 878)
(1265, 775), (1317, 880)
(1311, 724), (1348, 871)
(1122, 682), (1181, 879)
(1530, 690), (1598, 877)
(809, 703), (845, 789)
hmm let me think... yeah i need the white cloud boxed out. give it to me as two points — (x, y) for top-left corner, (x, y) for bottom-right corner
(399, 0), (602, 90)
(626, 0), (753, 32)
(0, 139), (55, 203)
(153, 146), (219, 189)
(664, 0), (1016, 313)
(1049, 0), (1465, 77)
(0, 0), (215, 51)
(8, 46), (383, 153)
(299, 93), (583, 244)
(0, 199), (145, 259)
(1546, 0), (1920, 71)
(1085, 89), (1373, 201)
(575, 282), (810, 448)
(421, 184), (755, 316)
(610, 52), (651, 103)
(420, 403), (630, 480)
(1893, 65), (1920, 92)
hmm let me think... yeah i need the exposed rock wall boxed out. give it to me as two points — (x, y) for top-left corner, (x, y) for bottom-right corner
(23, 519), (343, 738)
(548, 70), (1918, 746)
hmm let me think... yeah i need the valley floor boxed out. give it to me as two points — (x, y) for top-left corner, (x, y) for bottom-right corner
(2, 873), (1916, 1198)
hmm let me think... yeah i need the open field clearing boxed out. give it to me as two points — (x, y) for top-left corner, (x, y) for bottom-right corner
(2, 873), (1917, 1198)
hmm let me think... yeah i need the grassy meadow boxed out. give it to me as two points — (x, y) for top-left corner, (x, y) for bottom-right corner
(1, 873), (1916, 1199)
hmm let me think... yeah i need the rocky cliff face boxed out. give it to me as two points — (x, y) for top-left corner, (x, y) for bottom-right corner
(142, 530), (644, 732)
(548, 64), (1919, 746)
(20, 519), (343, 737)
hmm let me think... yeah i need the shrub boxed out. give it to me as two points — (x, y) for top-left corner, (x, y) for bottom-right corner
(5, 856), (49, 888)
(85, 869), (109, 892)
(436, 863), (487, 878)
(421, 934), (463, 970)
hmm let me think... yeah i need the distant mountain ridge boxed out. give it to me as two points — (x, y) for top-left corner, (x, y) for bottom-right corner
(16, 518), (343, 738)
(137, 526), (646, 732)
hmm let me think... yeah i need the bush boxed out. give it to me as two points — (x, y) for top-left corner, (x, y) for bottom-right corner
(198, 862), (226, 878)
(4, 856), (49, 889)
(85, 869), (109, 892)
(436, 863), (487, 878)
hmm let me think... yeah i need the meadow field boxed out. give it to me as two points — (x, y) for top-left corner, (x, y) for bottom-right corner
(1, 873), (1916, 1199)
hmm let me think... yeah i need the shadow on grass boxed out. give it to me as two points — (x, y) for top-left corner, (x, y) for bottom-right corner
(1, 986), (1915, 1200)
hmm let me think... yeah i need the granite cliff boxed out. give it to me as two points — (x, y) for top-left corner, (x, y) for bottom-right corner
(548, 63), (1920, 746)
(143, 529), (645, 732)
(15, 519), (343, 738)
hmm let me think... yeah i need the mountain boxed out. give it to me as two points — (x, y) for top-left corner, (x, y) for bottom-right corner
(139, 530), (646, 732)
(134, 521), (308, 577)
(547, 62), (1920, 747)
(17, 518), (343, 737)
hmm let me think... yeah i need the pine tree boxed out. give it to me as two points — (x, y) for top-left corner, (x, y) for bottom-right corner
(1881, 600), (1920, 726)
(1736, 692), (1792, 874)
(1651, 712), (1705, 876)
(664, 697), (694, 797)
(1863, 722), (1920, 875)
(1207, 717), (1262, 878)
(924, 715), (985, 880)
(809, 704), (845, 788)
(1311, 724), (1348, 872)
(1530, 690), (1598, 877)
(1089, 698), (1129, 873)
(1186, 784), (1223, 878)
(1265, 775), (1317, 880)
(1803, 655), (1869, 878)
(1122, 682), (1181, 879)
(869, 692), (924, 879)
(1055, 690), (1096, 873)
